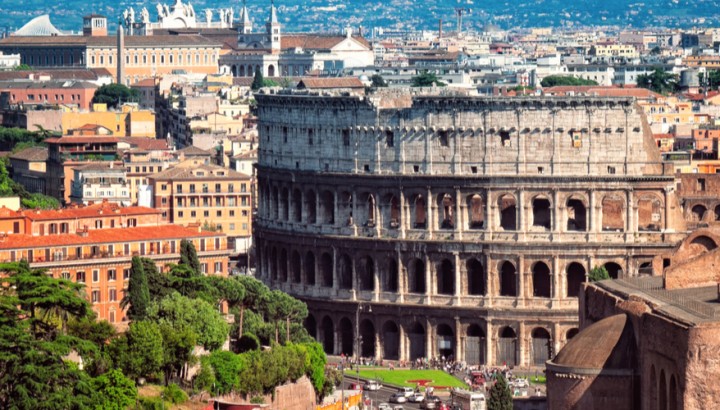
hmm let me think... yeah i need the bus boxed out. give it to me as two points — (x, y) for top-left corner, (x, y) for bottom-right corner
(450, 390), (486, 410)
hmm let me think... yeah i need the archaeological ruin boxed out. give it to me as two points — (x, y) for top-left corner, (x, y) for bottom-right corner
(253, 89), (688, 367)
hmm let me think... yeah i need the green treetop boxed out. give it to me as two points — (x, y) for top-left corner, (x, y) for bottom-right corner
(487, 373), (513, 410)
(121, 256), (151, 320)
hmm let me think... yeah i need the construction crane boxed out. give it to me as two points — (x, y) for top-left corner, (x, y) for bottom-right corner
(455, 7), (471, 35)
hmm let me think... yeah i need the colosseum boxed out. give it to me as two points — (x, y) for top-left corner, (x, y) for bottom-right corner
(253, 89), (687, 368)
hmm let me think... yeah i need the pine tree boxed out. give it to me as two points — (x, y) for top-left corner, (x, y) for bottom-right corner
(121, 256), (150, 320)
(179, 239), (201, 276)
(487, 374), (513, 410)
(251, 67), (264, 91)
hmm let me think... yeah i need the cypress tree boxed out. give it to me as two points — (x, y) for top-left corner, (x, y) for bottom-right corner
(121, 256), (151, 320)
(179, 239), (202, 276)
(251, 67), (264, 91)
(487, 374), (514, 410)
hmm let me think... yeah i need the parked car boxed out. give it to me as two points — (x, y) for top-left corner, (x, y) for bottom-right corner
(513, 378), (529, 389)
(420, 395), (442, 410)
(393, 406), (404, 410)
(364, 380), (382, 391)
(349, 383), (363, 391)
(408, 393), (425, 403)
(389, 393), (408, 404)
(398, 387), (415, 398)
(378, 403), (392, 410)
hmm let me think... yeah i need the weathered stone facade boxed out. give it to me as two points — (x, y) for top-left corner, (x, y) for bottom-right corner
(254, 90), (687, 368)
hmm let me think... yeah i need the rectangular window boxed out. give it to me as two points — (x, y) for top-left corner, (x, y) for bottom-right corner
(109, 289), (117, 302)
(204, 211), (209, 217)
(215, 183), (221, 193)
(229, 223), (235, 230)
(217, 210), (222, 217)
(230, 210), (236, 217)
(108, 269), (117, 281)
(176, 184), (183, 193)
(124, 244), (130, 255)
(201, 263), (207, 274)
(123, 269), (130, 280)
(342, 129), (350, 146)
(215, 262), (222, 273)
(92, 290), (100, 303)
(77, 271), (85, 283)
(92, 270), (99, 283)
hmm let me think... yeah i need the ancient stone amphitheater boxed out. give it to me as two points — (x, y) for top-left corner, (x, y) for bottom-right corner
(253, 89), (686, 368)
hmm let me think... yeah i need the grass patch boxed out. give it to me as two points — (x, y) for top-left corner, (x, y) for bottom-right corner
(346, 369), (468, 389)
(516, 374), (546, 384)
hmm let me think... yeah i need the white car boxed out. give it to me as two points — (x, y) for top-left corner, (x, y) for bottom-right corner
(389, 393), (408, 404)
(513, 378), (529, 389)
(364, 380), (382, 391)
(378, 403), (392, 410)
(398, 387), (415, 398)
(408, 393), (426, 403)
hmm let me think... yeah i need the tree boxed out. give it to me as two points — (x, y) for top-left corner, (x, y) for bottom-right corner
(179, 239), (201, 275)
(588, 266), (610, 282)
(84, 369), (137, 410)
(636, 68), (678, 94)
(251, 67), (265, 91)
(91, 83), (139, 109)
(370, 74), (388, 88)
(141, 258), (172, 301)
(234, 275), (267, 337)
(114, 320), (164, 381)
(13, 64), (32, 71)
(121, 256), (151, 320)
(21, 193), (60, 210)
(411, 71), (446, 87)
(487, 373), (513, 410)
(205, 350), (244, 395)
(540, 75), (598, 87)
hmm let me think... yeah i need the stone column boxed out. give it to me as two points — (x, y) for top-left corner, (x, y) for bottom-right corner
(553, 189), (561, 234)
(351, 188), (358, 236)
(425, 254), (433, 304)
(315, 189), (321, 226)
(426, 319), (433, 359)
(398, 249), (405, 303)
(664, 186), (671, 232)
(333, 190), (339, 228)
(553, 322), (562, 359)
(517, 255), (525, 305)
(454, 317), (462, 362)
(626, 189), (635, 242)
(486, 189), (494, 234)
(399, 324), (407, 361)
(351, 255), (357, 301)
(453, 252), (461, 304)
(485, 254), (493, 307)
(553, 255), (561, 301)
(518, 190), (525, 239)
(455, 187), (463, 239)
(332, 247), (339, 296)
(518, 321), (526, 367)
(588, 190), (595, 234)
(485, 320), (493, 366)
(427, 186), (434, 239)
(400, 188), (407, 239)
(373, 258), (380, 302)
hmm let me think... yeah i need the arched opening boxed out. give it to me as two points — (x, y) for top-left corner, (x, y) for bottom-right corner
(659, 370), (667, 410)
(231, 65), (237, 76)
(320, 316), (334, 354)
(278, 248), (288, 282)
(566, 198), (586, 231)
(465, 324), (486, 365)
(339, 191), (353, 226)
(389, 195), (401, 228)
(603, 262), (622, 279)
(358, 256), (375, 291)
(239, 65), (245, 77)
(281, 188), (290, 221)
(638, 196), (662, 231)
(692, 204), (707, 222)
(271, 187), (279, 219)
(339, 254), (353, 290)
(467, 258), (486, 296)
(566, 328), (579, 340)
(385, 258), (399, 292)
(532, 197), (551, 230)
(498, 194), (517, 230)
(531, 328), (552, 366)
(639, 261), (653, 276)
(306, 190), (317, 224)
(602, 196), (625, 231)
(270, 247), (278, 281)
(382, 321), (400, 360)
(339, 318), (354, 356)
(436, 324), (455, 359)
(715, 204), (720, 221)
(669, 374), (677, 410)
(320, 191), (334, 225)
(291, 250), (302, 283)
(413, 195), (427, 229)
(439, 194), (455, 229)
(292, 189), (302, 222)
(408, 322), (426, 360)
(359, 320), (376, 358)
(366, 194), (376, 226)
(436, 259), (455, 295)
(409, 258), (426, 294)
(689, 235), (718, 257)
(304, 314), (317, 340)
(650, 365), (658, 410)
(468, 194), (485, 229)
(320, 253), (333, 287)
(532, 262), (551, 298)
(566, 263), (586, 298)
(500, 261), (517, 297)
(268, 64), (275, 77)
(305, 252), (316, 286)
(497, 326), (517, 366)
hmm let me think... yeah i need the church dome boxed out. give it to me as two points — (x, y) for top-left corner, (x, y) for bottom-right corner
(14, 15), (64, 36)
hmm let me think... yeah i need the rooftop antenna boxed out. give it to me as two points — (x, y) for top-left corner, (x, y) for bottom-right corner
(455, 7), (471, 36)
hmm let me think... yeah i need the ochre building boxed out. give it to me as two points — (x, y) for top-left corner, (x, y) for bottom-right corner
(254, 90), (687, 367)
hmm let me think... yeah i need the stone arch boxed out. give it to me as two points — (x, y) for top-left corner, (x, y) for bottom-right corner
(386, 194), (401, 229)
(365, 194), (377, 226)
(566, 328), (579, 340)
(689, 235), (718, 256)
(320, 252), (333, 287)
(239, 65), (246, 77)
(500, 261), (517, 297)
(292, 189), (302, 222)
(304, 314), (317, 339)
(320, 316), (334, 354)
(602, 195), (625, 231)
(467, 194), (485, 229)
(412, 194), (427, 229)
(382, 321), (400, 360)
(278, 248), (288, 282)
(604, 262), (623, 279)
(385, 257), (399, 292)
(498, 194), (517, 230)
(566, 262), (586, 298)
(268, 64), (276, 77)
(531, 195), (552, 230)
(438, 193), (455, 229)
(305, 251), (316, 286)
(407, 321), (426, 360)
(339, 317), (354, 355)
(465, 324), (486, 365)
(231, 64), (237, 76)
(691, 204), (707, 222)
(532, 261), (551, 298)
(359, 319), (376, 358)
(436, 323), (455, 358)
(408, 258), (426, 294)
(466, 258), (486, 296)
(497, 326), (517, 366)
(358, 256), (375, 291)
(306, 189), (317, 224)
(637, 195), (663, 231)
(338, 253), (353, 290)
(319, 190), (335, 225)
(566, 197), (587, 231)
(669, 374), (678, 410)
(436, 259), (455, 295)
(281, 187), (290, 221)
(659, 369), (667, 410)
(531, 327), (552, 366)
(291, 250), (302, 283)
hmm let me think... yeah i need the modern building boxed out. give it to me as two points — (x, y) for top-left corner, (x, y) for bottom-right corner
(69, 163), (131, 205)
(254, 89), (687, 367)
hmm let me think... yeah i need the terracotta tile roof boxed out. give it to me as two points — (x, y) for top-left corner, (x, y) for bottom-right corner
(45, 136), (121, 144)
(297, 77), (365, 89)
(150, 161), (250, 181)
(120, 138), (170, 151)
(19, 203), (161, 221)
(0, 80), (97, 90)
(131, 79), (156, 87)
(0, 68), (109, 81)
(0, 207), (21, 218)
(0, 225), (221, 250)
(179, 145), (212, 156)
(281, 34), (370, 50)
(232, 78), (254, 87)
(0, 35), (222, 48)
(653, 133), (674, 139)
(9, 147), (48, 162)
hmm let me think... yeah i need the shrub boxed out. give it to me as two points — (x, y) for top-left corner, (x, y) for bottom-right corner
(588, 266), (610, 282)
(237, 332), (260, 353)
(251, 395), (266, 404)
(163, 383), (188, 404)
